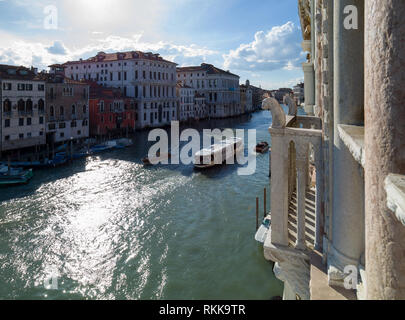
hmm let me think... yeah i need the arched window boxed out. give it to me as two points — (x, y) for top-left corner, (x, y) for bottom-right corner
(3, 99), (11, 112)
(38, 99), (45, 112)
(60, 106), (64, 115)
(83, 105), (87, 114)
(72, 105), (76, 115)
(26, 99), (33, 113)
(18, 99), (25, 112)
(50, 105), (55, 117)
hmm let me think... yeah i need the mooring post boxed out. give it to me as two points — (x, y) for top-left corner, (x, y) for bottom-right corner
(264, 188), (267, 218)
(256, 197), (259, 231)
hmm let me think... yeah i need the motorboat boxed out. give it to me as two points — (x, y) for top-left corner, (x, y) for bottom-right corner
(194, 137), (243, 169)
(255, 142), (270, 153)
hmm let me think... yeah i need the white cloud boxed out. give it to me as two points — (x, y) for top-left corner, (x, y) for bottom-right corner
(0, 33), (218, 70)
(223, 21), (304, 72)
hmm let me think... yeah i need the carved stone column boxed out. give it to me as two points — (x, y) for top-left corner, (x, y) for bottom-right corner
(269, 128), (289, 246)
(296, 142), (309, 250)
(303, 62), (315, 116)
(314, 146), (324, 251)
(328, 0), (365, 287)
(365, 0), (405, 299)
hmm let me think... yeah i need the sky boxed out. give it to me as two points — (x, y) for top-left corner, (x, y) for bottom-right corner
(0, 0), (305, 90)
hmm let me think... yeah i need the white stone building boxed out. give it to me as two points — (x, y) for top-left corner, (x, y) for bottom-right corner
(176, 64), (241, 118)
(193, 93), (208, 121)
(0, 65), (46, 154)
(176, 82), (195, 122)
(63, 51), (178, 129)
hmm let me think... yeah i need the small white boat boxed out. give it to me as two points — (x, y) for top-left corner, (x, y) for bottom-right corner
(194, 137), (244, 169)
(255, 215), (271, 244)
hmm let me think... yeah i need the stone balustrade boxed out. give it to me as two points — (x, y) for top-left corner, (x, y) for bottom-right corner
(264, 114), (323, 299)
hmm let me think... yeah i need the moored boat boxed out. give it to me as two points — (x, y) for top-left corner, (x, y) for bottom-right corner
(0, 152), (67, 169)
(194, 137), (244, 169)
(255, 141), (270, 153)
(0, 165), (34, 186)
(255, 215), (271, 244)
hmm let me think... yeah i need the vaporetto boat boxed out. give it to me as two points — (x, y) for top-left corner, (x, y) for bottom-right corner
(194, 137), (244, 169)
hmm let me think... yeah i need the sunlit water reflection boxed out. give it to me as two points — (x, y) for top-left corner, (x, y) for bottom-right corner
(0, 110), (286, 300)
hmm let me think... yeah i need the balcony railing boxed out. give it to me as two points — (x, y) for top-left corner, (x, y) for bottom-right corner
(265, 114), (323, 257)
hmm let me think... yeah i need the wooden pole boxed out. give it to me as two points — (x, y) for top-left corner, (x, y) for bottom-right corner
(256, 197), (259, 231)
(264, 187), (267, 218)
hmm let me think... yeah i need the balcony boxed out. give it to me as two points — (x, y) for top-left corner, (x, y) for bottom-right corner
(263, 113), (323, 300)
(3, 111), (12, 118)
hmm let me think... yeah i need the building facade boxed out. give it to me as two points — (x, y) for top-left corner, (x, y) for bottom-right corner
(0, 65), (46, 155)
(89, 83), (136, 137)
(240, 83), (253, 114)
(44, 65), (89, 145)
(63, 51), (178, 129)
(176, 82), (195, 122)
(193, 93), (208, 121)
(293, 82), (304, 106)
(262, 0), (405, 300)
(176, 63), (241, 118)
(248, 82), (265, 110)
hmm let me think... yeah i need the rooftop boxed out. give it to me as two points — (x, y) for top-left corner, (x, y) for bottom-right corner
(63, 51), (177, 66)
(0, 64), (42, 81)
(177, 63), (239, 78)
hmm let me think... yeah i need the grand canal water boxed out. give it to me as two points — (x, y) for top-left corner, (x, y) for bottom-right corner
(0, 110), (285, 300)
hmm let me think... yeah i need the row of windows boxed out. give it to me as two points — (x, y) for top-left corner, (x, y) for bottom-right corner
(72, 70), (175, 82)
(4, 131), (44, 141)
(3, 99), (45, 113)
(135, 70), (174, 81)
(4, 117), (44, 127)
(143, 111), (176, 121)
(49, 105), (87, 117)
(138, 85), (176, 98)
(70, 61), (175, 70)
(57, 131), (83, 139)
(178, 73), (206, 78)
(48, 120), (88, 130)
(142, 102), (176, 109)
(2, 82), (44, 91)
(99, 113), (133, 123)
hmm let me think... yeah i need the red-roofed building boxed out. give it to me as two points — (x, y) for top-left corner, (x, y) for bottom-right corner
(63, 51), (178, 129)
(88, 82), (136, 137)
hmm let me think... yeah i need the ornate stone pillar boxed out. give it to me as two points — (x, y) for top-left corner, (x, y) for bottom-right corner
(329, 0), (365, 286)
(365, 0), (405, 299)
(296, 142), (309, 250)
(269, 129), (289, 246)
(303, 62), (315, 116)
(314, 146), (323, 251)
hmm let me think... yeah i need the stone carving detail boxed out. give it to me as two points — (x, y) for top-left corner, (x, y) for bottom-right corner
(262, 96), (286, 128)
(273, 254), (311, 300)
(299, 0), (312, 40)
(283, 94), (298, 116)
